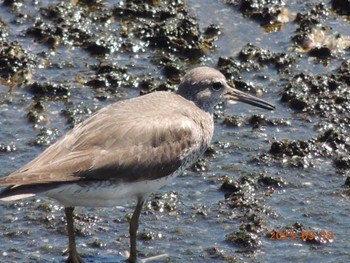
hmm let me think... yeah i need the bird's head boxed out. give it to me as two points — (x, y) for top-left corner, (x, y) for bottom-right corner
(177, 67), (275, 113)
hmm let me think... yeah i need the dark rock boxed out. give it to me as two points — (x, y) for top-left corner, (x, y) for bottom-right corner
(0, 144), (17, 152)
(113, 0), (211, 60)
(84, 35), (121, 55)
(145, 191), (179, 212)
(226, 229), (262, 248)
(334, 156), (350, 170)
(309, 46), (332, 59)
(0, 41), (35, 84)
(345, 177), (350, 187)
(239, 0), (286, 26)
(86, 64), (131, 92)
(0, 18), (8, 41)
(30, 127), (60, 146)
(281, 71), (350, 116)
(29, 82), (70, 97)
(217, 44), (297, 81)
(203, 24), (221, 39)
(248, 115), (269, 129)
(239, 43), (297, 69)
(332, 0), (350, 15)
(220, 177), (241, 193)
(61, 103), (97, 128)
(223, 115), (242, 127)
(292, 3), (349, 55)
(257, 175), (286, 188)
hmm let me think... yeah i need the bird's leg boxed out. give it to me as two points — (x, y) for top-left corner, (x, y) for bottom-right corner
(65, 207), (84, 263)
(128, 197), (145, 263)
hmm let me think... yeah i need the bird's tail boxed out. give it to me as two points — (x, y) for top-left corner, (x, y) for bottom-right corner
(0, 185), (36, 201)
(0, 183), (62, 201)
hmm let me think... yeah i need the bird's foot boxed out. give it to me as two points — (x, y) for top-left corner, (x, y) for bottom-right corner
(65, 251), (85, 263)
(122, 250), (136, 263)
(126, 253), (169, 262)
(127, 257), (136, 263)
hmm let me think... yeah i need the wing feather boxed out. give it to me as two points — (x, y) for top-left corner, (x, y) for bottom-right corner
(0, 93), (206, 187)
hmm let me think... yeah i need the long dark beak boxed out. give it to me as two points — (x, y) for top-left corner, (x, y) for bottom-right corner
(224, 84), (275, 111)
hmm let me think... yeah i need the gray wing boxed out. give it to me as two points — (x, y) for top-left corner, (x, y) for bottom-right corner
(0, 103), (200, 186)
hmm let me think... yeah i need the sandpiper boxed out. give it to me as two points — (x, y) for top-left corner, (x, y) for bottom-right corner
(0, 67), (275, 262)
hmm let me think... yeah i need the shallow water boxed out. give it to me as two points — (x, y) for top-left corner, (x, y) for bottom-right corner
(1, 0), (350, 262)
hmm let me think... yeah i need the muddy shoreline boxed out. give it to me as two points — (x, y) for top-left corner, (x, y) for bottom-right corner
(0, 0), (349, 262)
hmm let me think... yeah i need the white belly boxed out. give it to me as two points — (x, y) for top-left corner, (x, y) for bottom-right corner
(44, 175), (176, 207)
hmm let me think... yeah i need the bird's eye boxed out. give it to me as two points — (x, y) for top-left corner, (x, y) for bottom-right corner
(212, 81), (223, 91)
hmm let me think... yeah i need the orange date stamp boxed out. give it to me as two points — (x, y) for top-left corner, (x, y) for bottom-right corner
(270, 230), (334, 241)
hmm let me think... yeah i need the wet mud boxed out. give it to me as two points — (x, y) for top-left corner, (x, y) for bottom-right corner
(0, 0), (349, 262)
